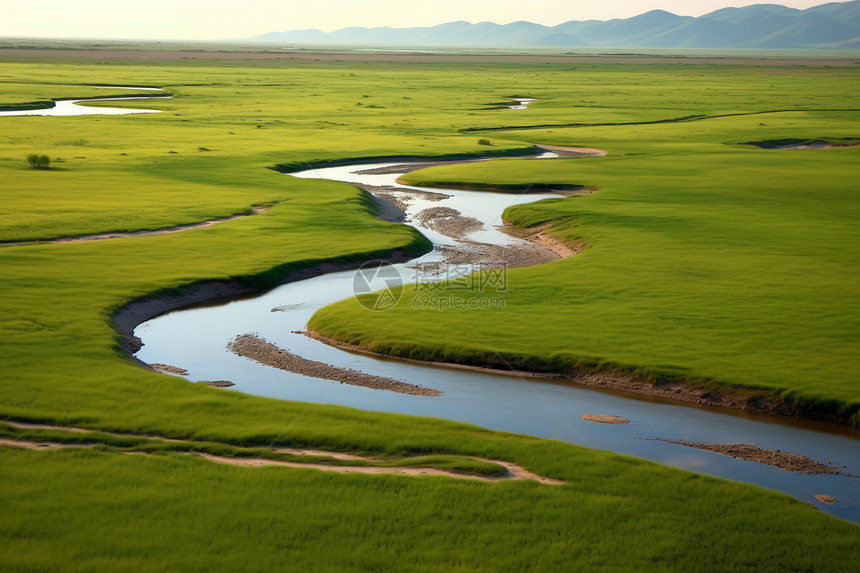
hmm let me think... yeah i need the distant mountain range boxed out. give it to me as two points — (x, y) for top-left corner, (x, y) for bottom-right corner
(252, 1), (860, 49)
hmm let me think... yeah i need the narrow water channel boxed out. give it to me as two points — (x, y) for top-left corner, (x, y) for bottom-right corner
(135, 159), (860, 522)
(0, 89), (168, 116)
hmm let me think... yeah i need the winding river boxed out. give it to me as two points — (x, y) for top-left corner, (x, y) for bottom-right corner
(9, 85), (854, 519)
(135, 158), (860, 522)
(0, 87), (169, 117)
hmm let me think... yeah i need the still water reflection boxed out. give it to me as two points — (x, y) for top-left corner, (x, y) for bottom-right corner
(135, 160), (859, 522)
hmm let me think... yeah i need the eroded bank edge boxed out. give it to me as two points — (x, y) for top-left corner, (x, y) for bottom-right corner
(112, 239), (431, 361)
(110, 153), (857, 427)
(304, 328), (859, 428)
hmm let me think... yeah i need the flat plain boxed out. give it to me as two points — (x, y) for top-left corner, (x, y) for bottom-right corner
(1, 47), (858, 571)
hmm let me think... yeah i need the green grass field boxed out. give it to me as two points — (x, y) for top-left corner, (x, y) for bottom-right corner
(312, 69), (860, 425)
(1, 52), (859, 570)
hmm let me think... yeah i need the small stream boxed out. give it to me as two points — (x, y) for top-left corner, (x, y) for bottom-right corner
(135, 159), (860, 523)
(0, 88), (168, 117)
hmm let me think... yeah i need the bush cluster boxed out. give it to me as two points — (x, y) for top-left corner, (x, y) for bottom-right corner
(26, 154), (51, 169)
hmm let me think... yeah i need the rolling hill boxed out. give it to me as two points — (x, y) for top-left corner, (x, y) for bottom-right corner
(252, 1), (860, 49)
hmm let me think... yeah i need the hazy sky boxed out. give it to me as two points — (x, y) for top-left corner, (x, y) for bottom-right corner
(0, 0), (844, 40)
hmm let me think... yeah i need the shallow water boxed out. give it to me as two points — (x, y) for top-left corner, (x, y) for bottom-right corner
(508, 98), (537, 109)
(90, 86), (163, 91)
(0, 89), (168, 117)
(136, 160), (860, 522)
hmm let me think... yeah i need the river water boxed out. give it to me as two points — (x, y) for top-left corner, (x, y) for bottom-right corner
(135, 159), (860, 522)
(0, 89), (168, 117)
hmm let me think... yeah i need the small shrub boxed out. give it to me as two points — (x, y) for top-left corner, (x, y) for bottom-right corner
(478, 138), (492, 146)
(26, 154), (51, 170)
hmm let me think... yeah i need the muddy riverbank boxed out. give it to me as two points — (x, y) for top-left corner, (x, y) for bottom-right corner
(133, 157), (860, 522)
(228, 334), (441, 396)
(114, 247), (427, 356)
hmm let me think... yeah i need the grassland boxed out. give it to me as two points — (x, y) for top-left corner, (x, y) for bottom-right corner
(1, 51), (859, 570)
(311, 66), (860, 425)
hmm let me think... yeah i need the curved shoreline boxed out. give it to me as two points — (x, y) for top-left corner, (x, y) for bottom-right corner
(118, 153), (856, 427)
(113, 246), (428, 358)
(645, 438), (856, 477)
(273, 146), (543, 174)
(228, 333), (442, 396)
(0, 92), (173, 116)
(303, 330), (819, 423)
(118, 230), (854, 427)
(499, 221), (588, 259)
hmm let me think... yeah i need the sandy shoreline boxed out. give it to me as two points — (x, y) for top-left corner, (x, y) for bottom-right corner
(649, 438), (856, 476)
(305, 164), (843, 422)
(228, 334), (441, 396)
(361, 183), (574, 271)
(499, 221), (588, 259)
(305, 329), (562, 379)
(113, 248), (424, 357)
(362, 186), (451, 223)
(112, 154), (854, 426)
(581, 414), (631, 424)
(409, 240), (560, 276)
(150, 363), (189, 376)
(304, 330), (813, 421)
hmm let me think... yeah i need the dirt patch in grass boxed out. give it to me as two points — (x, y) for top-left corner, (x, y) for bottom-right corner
(536, 144), (608, 157)
(0, 422), (563, 485)
(500, 221), (588, 259)
(0, 206), (271, 247)
(192, 452), (561, 484)
(227, 334), (441, 396)
(652, 439), (856, 476)
(0, 438), (91, 450)
(528, 232), (583, 258)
